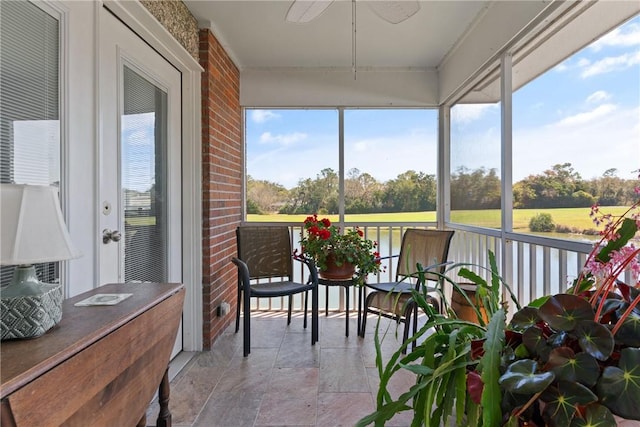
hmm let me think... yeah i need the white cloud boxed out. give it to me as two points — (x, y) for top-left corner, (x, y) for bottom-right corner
(451, 104), (497, 124)
(513, 105), (640, 181)
(259, 131), (307, 145)
(577, 58), (591, 68)
(586, 90), (610, 104)
(580, 51), (640, 78)
(249, 129), (438, 188)
(556, 104), (617, 127)
(590, 23), (640, 52)
(251, 110), (280, 124)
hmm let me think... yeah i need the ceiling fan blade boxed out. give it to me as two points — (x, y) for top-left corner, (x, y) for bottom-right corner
(368, 1), (421, 24)
(286, 0), (334, 23)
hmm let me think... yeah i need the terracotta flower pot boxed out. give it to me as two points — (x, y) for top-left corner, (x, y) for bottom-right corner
(320, 253), (356, 280)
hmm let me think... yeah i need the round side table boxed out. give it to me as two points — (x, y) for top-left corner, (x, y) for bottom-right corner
(318, 277), (363, 337)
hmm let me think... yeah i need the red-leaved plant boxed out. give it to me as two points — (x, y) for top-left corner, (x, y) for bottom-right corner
(358, 174), (640, 427)
(481, 177), (640, 426)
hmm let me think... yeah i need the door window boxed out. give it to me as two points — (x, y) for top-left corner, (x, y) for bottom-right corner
(122, 65), (169, 283)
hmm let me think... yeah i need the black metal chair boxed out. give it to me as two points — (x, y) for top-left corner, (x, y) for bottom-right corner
(360, 229), (455, 349)
(232, 225), (319, 357)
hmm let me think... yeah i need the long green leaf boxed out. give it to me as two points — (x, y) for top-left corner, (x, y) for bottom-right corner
(596, 218), (638, 263)
(455, 363), (468, 426)
(480, 308), (506, 427)
(488, 250), (501, 313)
(458, 268), (488, 288)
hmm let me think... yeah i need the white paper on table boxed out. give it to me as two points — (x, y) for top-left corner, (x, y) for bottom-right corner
(74, 293), (133, 306)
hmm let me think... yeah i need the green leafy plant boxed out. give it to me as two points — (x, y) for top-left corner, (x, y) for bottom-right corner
(356, 251), (518, 427)
(297, 214), (382, 285)
(359, 181), (640, 426)
(490, 196), (640, 426)
(529, 213), (555, 232)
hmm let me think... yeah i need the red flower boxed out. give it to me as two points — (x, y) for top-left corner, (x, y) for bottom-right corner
(321, 218), (331, 227)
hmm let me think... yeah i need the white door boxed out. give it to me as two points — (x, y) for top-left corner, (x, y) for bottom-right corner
(99, 9), (183, 358)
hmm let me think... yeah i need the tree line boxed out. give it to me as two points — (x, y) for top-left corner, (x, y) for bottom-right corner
(247, 163), (638, 214)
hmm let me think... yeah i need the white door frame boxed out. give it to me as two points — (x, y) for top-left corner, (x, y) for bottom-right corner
(101, 0), (203, 351)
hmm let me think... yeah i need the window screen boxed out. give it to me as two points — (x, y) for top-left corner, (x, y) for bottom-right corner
(0, 1), (60, 286)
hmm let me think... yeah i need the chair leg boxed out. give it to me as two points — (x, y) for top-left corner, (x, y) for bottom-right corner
(287, 295), (293, 325)
(411, 301), (418, 351)
(360, 291), (376, 337)
(402, 300), (415, 354)
(235, 287), (242, 333)
(303, 290), (308, 329)
(243, 289), (251, 357)
(426, 295), (440, 314)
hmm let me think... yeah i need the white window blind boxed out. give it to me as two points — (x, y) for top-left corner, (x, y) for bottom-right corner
(0, 1), (60, 286)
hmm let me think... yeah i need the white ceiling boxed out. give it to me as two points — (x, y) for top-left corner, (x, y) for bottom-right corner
(185, 0), (490, 70)
(184, 1), (640, 107)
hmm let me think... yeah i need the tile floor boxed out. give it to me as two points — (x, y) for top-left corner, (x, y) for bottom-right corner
(145, 311), (419, 427)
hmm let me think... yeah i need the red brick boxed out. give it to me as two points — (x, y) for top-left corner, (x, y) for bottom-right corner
(200, 29), (242, 349)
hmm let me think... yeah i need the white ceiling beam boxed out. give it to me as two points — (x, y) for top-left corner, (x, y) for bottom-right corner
(240, 67), (438, 107)
(438, 0), (564, 105)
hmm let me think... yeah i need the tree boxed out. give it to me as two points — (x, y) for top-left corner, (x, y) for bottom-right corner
(246, 176), (289, 213)
(280, 168), (339, 214)
(512, 163), (589, 208)
(344, 168), (383, 213)
(450, 167), (501, 210)
(381, 170), (436, 212)
(589, 168), (628, 206)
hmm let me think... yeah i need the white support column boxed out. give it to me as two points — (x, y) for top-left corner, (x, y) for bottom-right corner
(500, 52), (514, 308)
(437, 105), (451, 230)
(338, 108), (345, 226)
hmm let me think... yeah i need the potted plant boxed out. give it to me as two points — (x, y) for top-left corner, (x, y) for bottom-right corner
(297, 214), (383, 285)
(356, 251), (518, 427)
(358, 189), (640, 426)
(489, 196), (640, 426)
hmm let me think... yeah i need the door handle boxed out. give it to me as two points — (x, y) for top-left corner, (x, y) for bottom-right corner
(102, 229), (122, 244)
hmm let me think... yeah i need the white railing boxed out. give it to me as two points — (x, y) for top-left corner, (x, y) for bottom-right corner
(447, 225), (593, 308)
(246, 222), (634, 314)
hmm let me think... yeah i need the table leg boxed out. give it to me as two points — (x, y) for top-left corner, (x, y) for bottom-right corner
(325, 285), (329, 316)
(156, 367), (172, 427)
(345, 285), (349, 337)
(357, 285), (363, 337)
(312, 282), (319, 344)
(1, 400), (17, 427)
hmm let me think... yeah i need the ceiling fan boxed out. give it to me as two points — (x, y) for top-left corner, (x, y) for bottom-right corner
(286, 0), (421, 24)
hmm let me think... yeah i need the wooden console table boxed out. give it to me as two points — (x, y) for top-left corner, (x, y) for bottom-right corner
(1, 282), (185, 427)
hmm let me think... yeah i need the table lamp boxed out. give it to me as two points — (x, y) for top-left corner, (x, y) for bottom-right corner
(1, 184), (81, 340)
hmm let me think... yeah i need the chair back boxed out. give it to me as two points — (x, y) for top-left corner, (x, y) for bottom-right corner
(396, 229), (455, 282)
(236, 226), (293, 279)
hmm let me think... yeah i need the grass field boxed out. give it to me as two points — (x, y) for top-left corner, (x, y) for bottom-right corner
(248, 206), (631, 235)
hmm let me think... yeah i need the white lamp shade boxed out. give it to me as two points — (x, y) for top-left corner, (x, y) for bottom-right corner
(1, 184), (81, 265)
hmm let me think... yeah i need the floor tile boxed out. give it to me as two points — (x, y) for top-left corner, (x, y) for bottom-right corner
(147, 313), (416, 427)
(317, 392), (374, 426)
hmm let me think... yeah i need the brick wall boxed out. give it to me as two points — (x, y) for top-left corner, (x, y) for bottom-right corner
(199, 28), (242, 349)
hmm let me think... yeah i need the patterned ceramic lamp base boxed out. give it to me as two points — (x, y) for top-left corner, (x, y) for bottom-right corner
(1, 283), (63, 340)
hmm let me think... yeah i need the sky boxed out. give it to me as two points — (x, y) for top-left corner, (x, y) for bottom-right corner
(246, 15), (640, 190)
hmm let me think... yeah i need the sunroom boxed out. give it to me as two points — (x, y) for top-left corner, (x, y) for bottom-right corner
(1, 0), (639, 425)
